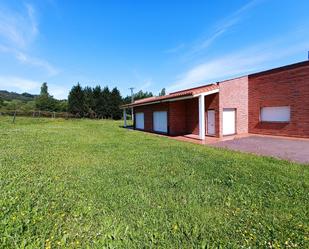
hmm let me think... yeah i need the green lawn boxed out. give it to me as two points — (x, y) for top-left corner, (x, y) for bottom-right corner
(0, 117), (308, 248)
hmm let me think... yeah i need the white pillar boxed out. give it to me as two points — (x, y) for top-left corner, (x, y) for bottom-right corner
(131, 107), (134, 123)
(123, 109), (127, 127)
(198, 95), (205, 140)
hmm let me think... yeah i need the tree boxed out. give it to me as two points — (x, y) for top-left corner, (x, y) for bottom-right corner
(110, 87), (122, 119)
(35, 82), (57, 111)
(0, 97), (3, 107)
(84, 86), (94, 116)
(134, 90), (153, 100)
(55, 100), (68, 112)
(122, 90), (153, 105)
(21, 101), (35, 112)
(68, 83), (86, 117)
(40, 82), (48, 95)
(92, 86), (102, 118)
(159, 88), (166, 96)
(101, 87), (111, 118)
(5, 100), (23, 111)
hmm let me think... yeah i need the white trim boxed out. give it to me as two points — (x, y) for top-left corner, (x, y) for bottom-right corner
(123, 95), (195, 108)
(193, 89), (219, 97)
(198, 95), (205, 140)
(163, 95), (194, 102)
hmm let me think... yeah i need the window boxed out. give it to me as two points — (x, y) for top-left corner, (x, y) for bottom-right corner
(260, 106), (290, 122)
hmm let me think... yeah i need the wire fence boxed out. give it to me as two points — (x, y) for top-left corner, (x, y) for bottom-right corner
(0, 110), (132, 123)
(0, 110), (75, 120)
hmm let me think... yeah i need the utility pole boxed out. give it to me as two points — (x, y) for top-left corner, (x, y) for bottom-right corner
(130, 87), (134, 123)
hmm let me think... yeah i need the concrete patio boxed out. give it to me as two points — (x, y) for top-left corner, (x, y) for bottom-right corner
(172, 134), (309, 164)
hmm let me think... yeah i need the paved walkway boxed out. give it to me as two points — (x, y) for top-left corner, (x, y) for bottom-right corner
(210, 135), (309, 164)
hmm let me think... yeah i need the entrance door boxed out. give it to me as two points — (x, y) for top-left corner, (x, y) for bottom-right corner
(207, 110), (215, 135)
(223, 108), (236, 135)
(153, 111), (168, 133)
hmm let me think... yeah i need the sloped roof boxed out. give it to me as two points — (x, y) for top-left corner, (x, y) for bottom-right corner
(121, 83), (219, 108)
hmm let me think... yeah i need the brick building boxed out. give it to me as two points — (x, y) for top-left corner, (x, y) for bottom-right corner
(121, 61), (309, 139)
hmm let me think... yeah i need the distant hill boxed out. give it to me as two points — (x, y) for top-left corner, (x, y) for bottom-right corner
(0, 90), (38, 102)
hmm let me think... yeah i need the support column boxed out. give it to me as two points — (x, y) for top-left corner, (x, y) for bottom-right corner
(123, 108), (127, 127)
(131, 107), (134, 123)
(198, 95), (205, 140)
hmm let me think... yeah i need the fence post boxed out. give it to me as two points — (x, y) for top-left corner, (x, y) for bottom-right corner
(12, 111), (16, 123)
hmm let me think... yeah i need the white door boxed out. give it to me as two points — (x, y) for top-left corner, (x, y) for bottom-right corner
(135, 112), (144, 130)
(223, 109), (236, 135)
(153, 111), (167, 133)
(207, 110), (215, 135)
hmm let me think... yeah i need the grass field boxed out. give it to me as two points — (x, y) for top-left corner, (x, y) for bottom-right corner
(0, 117), (308, 248)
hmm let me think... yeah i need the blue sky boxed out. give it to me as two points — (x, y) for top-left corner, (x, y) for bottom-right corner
(0, 0), (309, 99)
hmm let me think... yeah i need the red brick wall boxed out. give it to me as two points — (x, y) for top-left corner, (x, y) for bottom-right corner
(169, 100), (187, 135)
(186, 98), (199, 135)
(248, 63), (309, 138)
(219, 76), (249, 136)
(134, 101), (189, 135)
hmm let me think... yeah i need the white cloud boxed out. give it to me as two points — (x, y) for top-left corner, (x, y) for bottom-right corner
(191, 0), (262, 54)
(167, 36), (309, 92)
(164, 1), (261, 56)
(132, 70), (153, 92)
(0, 75), (68, 99)
(0, 44), (9, 53)
(25, 3), (38, 38)
(164, 43), (185, 54)
(0, 3), (38, 48)
(138, 79), (152, 91)
(48, 84), (69, 99)
(16, 52), (59, 76)
(0, 2), (59, 76)
(0, 76), (41, 92)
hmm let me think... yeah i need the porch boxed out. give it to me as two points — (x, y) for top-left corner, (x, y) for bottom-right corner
(121, 84), (222, 140)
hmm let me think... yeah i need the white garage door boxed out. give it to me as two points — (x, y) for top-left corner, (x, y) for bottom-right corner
(153, 111), (168, 133)
(223, 108), (236, 135)
(135, 112), (144, 130)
